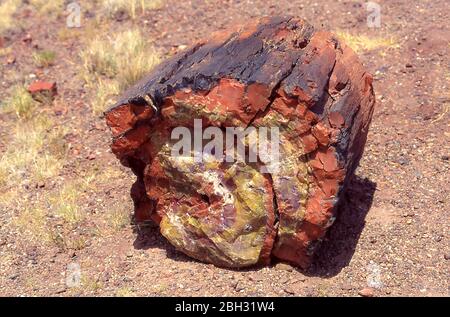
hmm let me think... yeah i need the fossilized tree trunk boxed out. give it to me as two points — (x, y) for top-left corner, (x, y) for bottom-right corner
(105, 16), (375, 269)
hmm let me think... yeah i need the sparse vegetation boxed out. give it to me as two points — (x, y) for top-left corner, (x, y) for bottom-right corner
(336, 31), (400, 53)
(57, 28), (81, 41)
(81, 37), (117, 77)
(102, 0), (164, 20)
(81, 29), (160, 85)
(13, 205), (51, 243)
(81, 275), (103, 292)
(92, 80), (120, 115)
(81, 29), (160, 114)
(116, 287), (136, 297)
(0, 0), (20, 34)
(51, 182), (85, 224)
(0, 115), (65, 186)
(108, 206), (131, 231)
(33, 50), (57, 68)
(3, 86), (36, 120)
(29, 0), (64, 16)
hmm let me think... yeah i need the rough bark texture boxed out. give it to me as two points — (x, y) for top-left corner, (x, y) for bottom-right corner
(105, 16), (375, 269)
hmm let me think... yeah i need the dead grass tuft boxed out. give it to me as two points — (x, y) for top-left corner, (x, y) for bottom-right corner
(29, 0), (64, 16)
(33, 50), (57, 68)
(0, 0), (20, 34)
(116, 287), (136, 297)
(92, 80), (119, 116)
(2, 85), (36, 120)
(81, 37), (117, 78)
(336, 31), (400, 53)
(13, 205), (51, 243)
(80, 275), (103, 292)
(50, 182), (87, 224)
(80, 29), (160, 114)
(108, 207), (131, 231)
(0, 114), (66, 187)
(102, 0), (164, 20)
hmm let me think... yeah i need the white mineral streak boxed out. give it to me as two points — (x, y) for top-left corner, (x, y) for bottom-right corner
(203, 170), (234, 206)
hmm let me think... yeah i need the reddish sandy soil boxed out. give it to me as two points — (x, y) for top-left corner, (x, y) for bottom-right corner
(0, 0), (448, 296)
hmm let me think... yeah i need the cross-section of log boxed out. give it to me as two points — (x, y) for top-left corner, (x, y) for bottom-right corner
(105, 16), (375, 269)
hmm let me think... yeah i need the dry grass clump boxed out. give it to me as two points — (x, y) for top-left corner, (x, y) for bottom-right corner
(0, 115), (66, 186)
(0, 0), (20, 34)
(108, 206), (131, 231)
(116, 286), (136, 297)
(33, 50), (57, 68)
(80, 29), (160, 114)
(92, 79), (120, 115)
(336, 31), (400, 53)
(80, 29), (159, 86)
(102, 0), (164, 20)
(13, 205), (52, 243)
(50, 182), (85, 224)
(2, 85), (36, 120)
(0, 86), (67, 192)
(29, 0), (64, 16)
(11, 176), (91, 248)
(0, 84), (72, 249)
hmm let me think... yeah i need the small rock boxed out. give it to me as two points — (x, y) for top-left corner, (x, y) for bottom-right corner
(27, 81), (57, 101)
(248, 275), (261, 282)
(358, 287), (374, 297)
(397, 156), (409, 165)
(341, 283), (353, 291)
(28, 81), (56, 93)
(444, 254), (450, 260)
(86, 154), (96, 160)
(191, 284), (201, 291)
(22, 34), (32, 43)
(6, 55), (16, 65)
(284, 285), (296, 295)
(55, 287), (67, 294)
(36, 181), (45, 188)
(405, 63), (413, 68)
(275, 262), (293, 271)
(294, 276), (306, 282)
(234, 280), (245, 292)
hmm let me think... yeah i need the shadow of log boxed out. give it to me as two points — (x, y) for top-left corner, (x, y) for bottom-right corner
(132, 221), (195, 263)
(304, 175), (376, 277)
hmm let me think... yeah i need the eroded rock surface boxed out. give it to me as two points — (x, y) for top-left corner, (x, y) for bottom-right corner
(105, 16), (375, 268)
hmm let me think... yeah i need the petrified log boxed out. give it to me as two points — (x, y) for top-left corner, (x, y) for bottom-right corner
(105, 16), (375, 269)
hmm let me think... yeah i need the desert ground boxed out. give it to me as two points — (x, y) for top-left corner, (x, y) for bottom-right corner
(0, 0), (448, 296)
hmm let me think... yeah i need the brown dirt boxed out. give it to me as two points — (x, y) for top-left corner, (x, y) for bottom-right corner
(0, 0), (448, 297)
